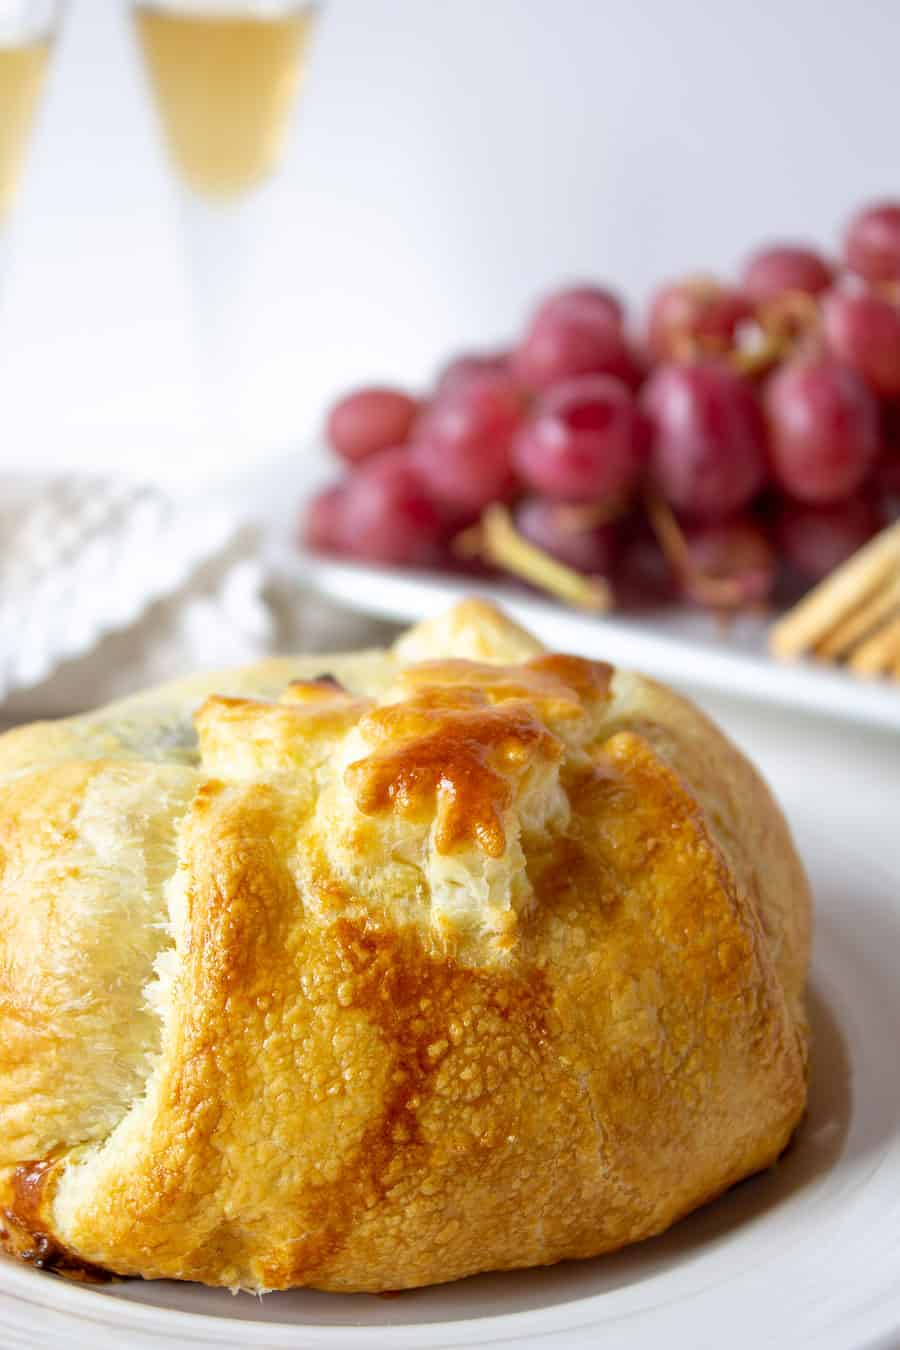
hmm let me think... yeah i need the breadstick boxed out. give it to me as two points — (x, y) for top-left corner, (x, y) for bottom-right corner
(847, 611), (900, 677)
(770, 522), (900, 659)
(815, 572), (900, 660)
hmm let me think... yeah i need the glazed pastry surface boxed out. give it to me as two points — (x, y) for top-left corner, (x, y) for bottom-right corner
(0, 600), (810, 1291)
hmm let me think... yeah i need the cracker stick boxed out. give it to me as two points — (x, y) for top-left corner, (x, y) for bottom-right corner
(815, 571), (900, 660)
(848, 612), (900, 677)
(770, 522), (900, 659)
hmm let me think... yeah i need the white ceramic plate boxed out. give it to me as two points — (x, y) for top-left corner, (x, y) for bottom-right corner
(1, 830), (898, 1350)
(288, 550), (900, 736)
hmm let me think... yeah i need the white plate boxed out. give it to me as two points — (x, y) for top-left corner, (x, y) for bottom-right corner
(288, 550), (900, 736)
(1, 830), (898, 1350)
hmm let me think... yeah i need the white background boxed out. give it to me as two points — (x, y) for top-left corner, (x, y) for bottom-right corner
(1, 0), (898, 483)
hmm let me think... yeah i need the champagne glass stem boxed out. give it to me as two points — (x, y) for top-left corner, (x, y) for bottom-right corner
(0, 224), (9, 297)
(132, 1), (321, 459)
(177, 187), (261, 454)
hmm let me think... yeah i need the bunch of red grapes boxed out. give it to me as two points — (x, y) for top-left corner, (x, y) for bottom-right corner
(305, 200), (900, 612)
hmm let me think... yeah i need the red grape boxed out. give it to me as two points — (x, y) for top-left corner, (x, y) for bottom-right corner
(681, 517), (776, 608)
(642, 361), (767, 519)
(412, 371), (522, 514)
(531, 284), (625, 332)
(822, 287), (900, 397)
(646, 277), (750, 361)
(740, 244), (834, 306)
(339, 448), (442, 564)
(766, 356), (881, 504)
(513, 308), (637, 391)
(874, 451), (900, 518)
(512, 375), (645, 504)
(602, 342), (646, 391)
(303, 483), (345, 553)
(513, 497), (617, 574)
(436, 350), (511, 395)
(881, 397), (900, 451)
(614, 517), (677, 607)
(312, 203), (900, 614)
(844, 200), (900, 283)
(777, 497), (883, 581)
(326, 387), (420, 465)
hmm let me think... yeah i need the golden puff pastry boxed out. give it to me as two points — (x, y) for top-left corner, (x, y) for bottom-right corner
(0, 600), (810, 1293)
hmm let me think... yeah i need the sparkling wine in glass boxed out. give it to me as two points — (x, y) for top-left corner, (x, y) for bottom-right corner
(132, 1), (320, 457)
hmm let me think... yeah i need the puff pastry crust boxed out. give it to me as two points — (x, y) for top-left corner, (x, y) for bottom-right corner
(0, 600), (810, 1292)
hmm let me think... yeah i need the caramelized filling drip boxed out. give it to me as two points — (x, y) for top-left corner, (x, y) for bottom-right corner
(346, 689), (562, 858)
(1, 1161), (110, 1283)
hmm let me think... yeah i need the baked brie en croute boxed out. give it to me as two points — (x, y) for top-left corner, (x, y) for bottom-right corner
(0, 601), (810, 1293)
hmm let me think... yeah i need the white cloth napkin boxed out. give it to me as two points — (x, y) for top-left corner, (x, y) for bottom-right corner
(0, 472), (395, 722)
(0, 474), (270, 710)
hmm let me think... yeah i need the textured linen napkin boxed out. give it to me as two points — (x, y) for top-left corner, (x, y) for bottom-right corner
(0, 473), (393, 721)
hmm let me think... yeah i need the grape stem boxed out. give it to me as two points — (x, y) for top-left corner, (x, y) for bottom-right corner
(670, 328), (788, 378)
(458, 504), (613, 612)
(671, 291), (819, 378)
(551, 500), (626, 529)
(730, 331), (791, 378)
(644, 491), (749, 610)
(757, 290), (821, 341)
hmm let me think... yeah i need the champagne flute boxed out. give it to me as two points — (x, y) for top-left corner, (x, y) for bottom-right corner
(0, 0), (62, 286)
(132, 0), (320, 458)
